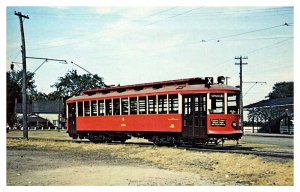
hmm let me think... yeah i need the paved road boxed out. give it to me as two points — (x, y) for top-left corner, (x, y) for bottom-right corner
(241, 135), (294, 147)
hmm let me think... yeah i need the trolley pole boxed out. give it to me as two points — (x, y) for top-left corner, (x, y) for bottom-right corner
(235, 56), (248, 133)
(15, 11), (29, 140)
(225, 76), (230, 85)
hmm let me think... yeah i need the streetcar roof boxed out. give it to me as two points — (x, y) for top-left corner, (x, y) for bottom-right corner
(67, 82), (239, 102)
(82, 77), (203, 94)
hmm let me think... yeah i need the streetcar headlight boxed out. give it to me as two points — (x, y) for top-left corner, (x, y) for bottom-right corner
(231, 121), (237, 128)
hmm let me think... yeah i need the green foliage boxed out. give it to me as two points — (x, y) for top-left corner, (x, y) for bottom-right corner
(6, 70), (37, 127)
(46, 91), (62, 100)
(31, 92), (48, 101)
(51, 69), (106, 98)
(7, 70), (37, 99)
(267, 82), (293, 99)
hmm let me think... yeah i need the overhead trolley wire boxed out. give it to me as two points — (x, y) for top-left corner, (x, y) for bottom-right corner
(143, 7), (177, 18)
(7, 50), (20, 60)
(244, 38), (293, 55)
(165, 22), (292, 50)
(211, 37), (293, 75)
(23, 7), (292, 18)
(163, 8), (292, 18)
(145, 7), (201, 26)
(205, 23), (291, 42)
(217, 36), (294, 42)
(28, 7), (178, 50)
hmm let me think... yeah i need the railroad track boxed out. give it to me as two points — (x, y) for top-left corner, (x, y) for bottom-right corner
(8, 137), (293, 159)
(178, 146), (293, 159)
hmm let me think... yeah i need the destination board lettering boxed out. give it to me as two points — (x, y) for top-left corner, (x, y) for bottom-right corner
(210, 119), (226, 126)
(210, 94), (224, 99)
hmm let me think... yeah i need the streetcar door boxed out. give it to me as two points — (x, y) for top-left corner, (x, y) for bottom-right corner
(182, 94), (207, 138)
(67, 103), (77, 135)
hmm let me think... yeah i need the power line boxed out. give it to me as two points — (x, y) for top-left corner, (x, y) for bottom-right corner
(166, 22), (292, 50)
(22, 7), (292, 18)
(145, 7), (201, 26)
(205, 23), (290, 42)
(11, 51), (21, 62)
(27, 8), (178, 50)
(141, 7), (177, 19)
(25, 7), (292, 51)
(164, 9), (293, 18)
(243, 82), (267, 97)
(215, 37), (292, 75)
(7, 49), (20, 59)
(216, 36), (294, 42)
(244, 38), (292, 55)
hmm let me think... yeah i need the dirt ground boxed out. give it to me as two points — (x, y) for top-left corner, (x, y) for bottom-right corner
(6, 131), (294, 186)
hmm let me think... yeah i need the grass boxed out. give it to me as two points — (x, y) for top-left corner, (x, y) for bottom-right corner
(7, 130), (71, 140)
(7, 132), (294, 185)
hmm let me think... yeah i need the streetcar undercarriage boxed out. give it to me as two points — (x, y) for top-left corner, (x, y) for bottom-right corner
(69, 131), (241, 146)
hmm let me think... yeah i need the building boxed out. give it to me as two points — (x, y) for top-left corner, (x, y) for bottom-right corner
(244, 97), (293, 134)
(14, 99), (65, 130)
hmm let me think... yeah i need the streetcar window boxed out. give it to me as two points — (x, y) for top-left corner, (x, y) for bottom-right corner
(227, 94), (238, 114)
(139, 97), (147, 114)
(130, 97), (137, 115)
(200, 96), (207, 116)
(91, 100), (97, 116)
(194, 96), (199, 115)
(68, 103), (76, 118)
(77, 102), (83, 116)
(169, 94), (178, 114)
(84, 101), (90, 116)
(158, 95), (167, 114)
(210, 94), (224, 114)
(105, 99), (112, 116)
(98, 100), (105, 116)
(121, 98), (129, 115)
(184, 97), (192, 115)
(113, 99), (120, 115)
(148, 96), (156, 114)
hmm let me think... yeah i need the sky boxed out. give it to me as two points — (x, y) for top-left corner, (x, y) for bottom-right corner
(5, 5), (294, 107)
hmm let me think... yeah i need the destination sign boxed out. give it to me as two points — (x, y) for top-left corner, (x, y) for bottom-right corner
(210, 119), (226, 126)
(210, 94), (224, 99)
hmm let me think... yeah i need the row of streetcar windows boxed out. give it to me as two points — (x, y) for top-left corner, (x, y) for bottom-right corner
(210, 93), (239, 114)
(73, 93), (239, 117)
(76, 94), (179, 117)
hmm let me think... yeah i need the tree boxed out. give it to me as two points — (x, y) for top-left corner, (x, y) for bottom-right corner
(47, 91), (62, 100)
(51, 69), (106, 98)
(6, 70), (37, 127)
(31, 91), (48, 101)
(267, 81), (293, 99)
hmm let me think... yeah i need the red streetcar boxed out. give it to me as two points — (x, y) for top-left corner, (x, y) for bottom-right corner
(66, 76), (242, 145)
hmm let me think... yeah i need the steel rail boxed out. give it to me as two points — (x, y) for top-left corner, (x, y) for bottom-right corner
(7, 137), (293, 159)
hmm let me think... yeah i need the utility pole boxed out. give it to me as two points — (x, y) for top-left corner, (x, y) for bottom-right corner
(15, 11), (29, 140)
(235, 56), (248, 133)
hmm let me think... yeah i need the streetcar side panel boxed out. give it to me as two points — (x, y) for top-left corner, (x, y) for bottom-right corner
(76, 114), (182, 132)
